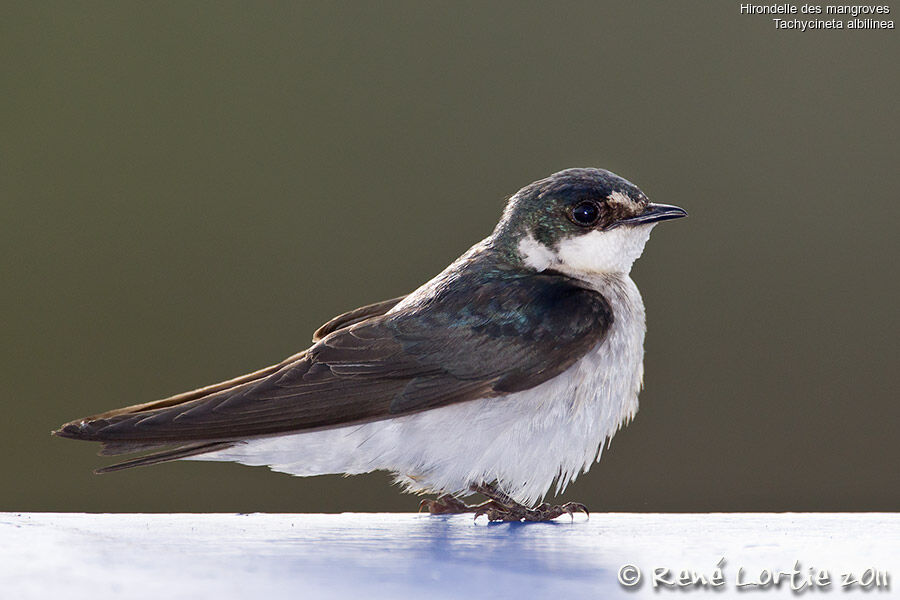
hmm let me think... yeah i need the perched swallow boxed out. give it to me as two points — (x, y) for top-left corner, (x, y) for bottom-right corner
(55, 168), (686, 521)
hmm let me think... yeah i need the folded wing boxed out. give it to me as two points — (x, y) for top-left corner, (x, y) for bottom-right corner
(54, 272), (612, 468)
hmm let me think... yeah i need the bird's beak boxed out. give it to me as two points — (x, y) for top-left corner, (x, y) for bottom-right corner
(615, 203), (687, 227)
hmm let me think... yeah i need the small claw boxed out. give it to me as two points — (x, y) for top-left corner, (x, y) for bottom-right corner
(559, 502), (589, 521)
(473, 506), (497, 522)
(472, 500), (505, 522)
(520, 501), (590, 522)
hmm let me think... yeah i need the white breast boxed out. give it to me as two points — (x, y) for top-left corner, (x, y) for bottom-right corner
(195, 274), (646, 506)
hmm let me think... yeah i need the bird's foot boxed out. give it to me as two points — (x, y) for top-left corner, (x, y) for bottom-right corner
(419, 484), (589, 521)
(474, 501), (589, 522)
(419, 494), (475, 514)
(466, 482), (589, 522)
(419, 495), (510, 516)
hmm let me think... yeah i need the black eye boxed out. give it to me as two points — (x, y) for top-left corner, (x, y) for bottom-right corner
(570, 202), (600, 226)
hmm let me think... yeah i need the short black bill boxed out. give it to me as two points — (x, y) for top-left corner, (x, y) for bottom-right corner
(616, 203), (687, 227)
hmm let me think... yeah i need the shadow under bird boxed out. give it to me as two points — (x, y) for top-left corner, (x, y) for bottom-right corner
(55, 167), (686, 521)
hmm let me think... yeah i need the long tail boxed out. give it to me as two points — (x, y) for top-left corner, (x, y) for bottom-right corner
(51, 352), (308, 471)
(92, 441), (238, 474)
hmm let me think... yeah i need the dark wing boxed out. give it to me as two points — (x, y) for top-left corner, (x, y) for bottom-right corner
(55, 273), (612, 463)
(80, 296), (407, 425)
(312, 295), (407, 342)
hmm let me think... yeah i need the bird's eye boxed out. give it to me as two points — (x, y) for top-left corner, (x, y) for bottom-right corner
(569, 202), (600, 227)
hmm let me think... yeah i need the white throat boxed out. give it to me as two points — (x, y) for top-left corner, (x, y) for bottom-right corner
(517, 225), (656, 277)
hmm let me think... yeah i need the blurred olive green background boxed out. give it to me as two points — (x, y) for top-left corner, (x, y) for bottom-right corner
(2, 2), (897, 513)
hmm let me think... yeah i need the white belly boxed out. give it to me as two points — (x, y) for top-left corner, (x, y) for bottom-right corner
(195, 274), (646, 506)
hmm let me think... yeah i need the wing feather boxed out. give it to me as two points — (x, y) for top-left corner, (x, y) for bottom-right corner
(311, 296), (406, 341)
(54, 272), (613, 456)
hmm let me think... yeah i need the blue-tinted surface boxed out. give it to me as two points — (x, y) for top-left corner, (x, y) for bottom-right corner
(2, 513), (897, 599)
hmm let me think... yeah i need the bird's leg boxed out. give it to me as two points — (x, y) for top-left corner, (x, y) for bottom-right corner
(470, 482), (518, 505)
(419, 494), (474, 514)
(418, 483), (589, 521)
(419, 494), (509, 515)
(469, 482), (589, 522)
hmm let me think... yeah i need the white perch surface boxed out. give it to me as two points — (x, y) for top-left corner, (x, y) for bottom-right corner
(1, 512), (897, 599)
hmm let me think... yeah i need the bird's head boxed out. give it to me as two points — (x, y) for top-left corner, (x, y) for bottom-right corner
(492, 168), (686, 277)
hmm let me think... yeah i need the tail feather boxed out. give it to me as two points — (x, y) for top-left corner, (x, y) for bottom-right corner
(98, 440), (171, 456)
(53, 351), (308, 441)
(94, 441), (238, 474)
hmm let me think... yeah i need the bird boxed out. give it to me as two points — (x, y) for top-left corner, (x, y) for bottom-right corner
(54, 167), (686, 521)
